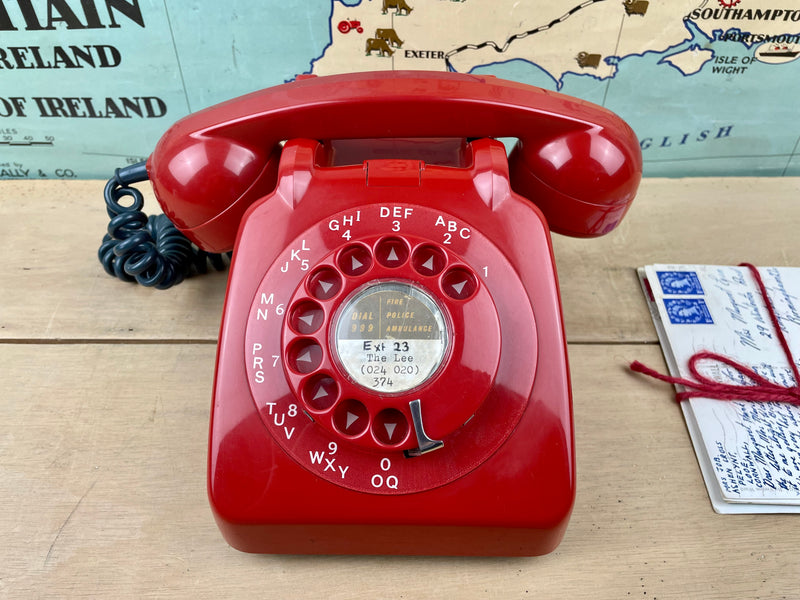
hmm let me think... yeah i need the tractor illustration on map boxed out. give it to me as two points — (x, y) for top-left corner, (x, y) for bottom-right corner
(623, 0), (649, 16)
(366, 37), (395, 57)
(337, 19), (364, 34)
(382, 0), (413, 16)
(576, 52), (602, 69)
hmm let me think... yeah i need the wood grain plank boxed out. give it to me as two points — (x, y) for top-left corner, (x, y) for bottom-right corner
(1, 343), (796, 598)
(2, 178), (799, 343)
(0, 179), (228, 341)
(555, 176), (800, 342)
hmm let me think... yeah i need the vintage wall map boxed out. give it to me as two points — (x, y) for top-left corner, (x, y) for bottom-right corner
(1, 0), (798, 179)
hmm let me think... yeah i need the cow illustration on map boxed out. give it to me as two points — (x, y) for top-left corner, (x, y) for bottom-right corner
(623, 0), (649, 16)
(576, 52), (602, 68)
(382, 0), (413, 16)
(366, 38), (395, 57)
(375, 28), (404, 48)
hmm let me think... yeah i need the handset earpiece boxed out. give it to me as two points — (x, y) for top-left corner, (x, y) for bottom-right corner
(147, 132), (281, 253)
(508, 123), (642, 237)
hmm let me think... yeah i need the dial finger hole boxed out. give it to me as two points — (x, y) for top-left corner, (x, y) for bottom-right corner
(373, 408), (410, 446)
(338, 244), (372, 277)
(375, 237), (409, 268)
(333, 399), (369, 437)
(442, 267), (478, 300)
(302, 374), (339, 411)
(307, 267), (342, 300)
(412, 244), (446, 276)
(287, 339), (323, 374)
(289, 300), (324, 334)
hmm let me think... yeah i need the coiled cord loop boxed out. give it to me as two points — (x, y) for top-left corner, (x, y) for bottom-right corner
(98, 161), (227, 289)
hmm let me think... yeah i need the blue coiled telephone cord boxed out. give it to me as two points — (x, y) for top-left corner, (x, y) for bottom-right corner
(97, 161), (228, 289)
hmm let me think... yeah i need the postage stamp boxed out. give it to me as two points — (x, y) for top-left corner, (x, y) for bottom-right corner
(663, 298), (714, 325)
(656, 270), (704, 295)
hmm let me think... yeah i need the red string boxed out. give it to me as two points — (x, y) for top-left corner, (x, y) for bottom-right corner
(630, 263), (800, 406)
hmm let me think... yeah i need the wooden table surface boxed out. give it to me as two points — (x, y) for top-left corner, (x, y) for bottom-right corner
(1, 177), (799, 598)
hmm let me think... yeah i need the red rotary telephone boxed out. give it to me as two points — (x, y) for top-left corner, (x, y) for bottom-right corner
(105, 71), (641, 555)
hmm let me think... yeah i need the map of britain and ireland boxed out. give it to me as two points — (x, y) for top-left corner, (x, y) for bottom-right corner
(310, 0), (800, 177)
(1, 0), (798, 180)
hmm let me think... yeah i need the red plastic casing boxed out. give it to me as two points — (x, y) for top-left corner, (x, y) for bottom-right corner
(208, 137), (575, 555)
(142, 71), (643, 555)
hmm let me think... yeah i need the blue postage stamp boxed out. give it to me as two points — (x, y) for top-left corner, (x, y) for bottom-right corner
(656, 270), (704, 295)
(663, 298), (714, 325)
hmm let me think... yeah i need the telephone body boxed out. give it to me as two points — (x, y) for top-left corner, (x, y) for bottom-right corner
(143, 71), (641, 555)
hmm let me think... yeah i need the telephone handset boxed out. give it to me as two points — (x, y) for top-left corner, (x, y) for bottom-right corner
(107, 71), (641, 555)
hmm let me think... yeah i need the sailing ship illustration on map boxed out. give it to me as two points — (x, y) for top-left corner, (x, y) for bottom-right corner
(756, 42), (800, 64)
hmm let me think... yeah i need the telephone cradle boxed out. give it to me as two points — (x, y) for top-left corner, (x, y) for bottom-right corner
(100, 70), (642, 556)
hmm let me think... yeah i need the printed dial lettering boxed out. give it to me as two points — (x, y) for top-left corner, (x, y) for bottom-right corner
(244, 206), (526, 495)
